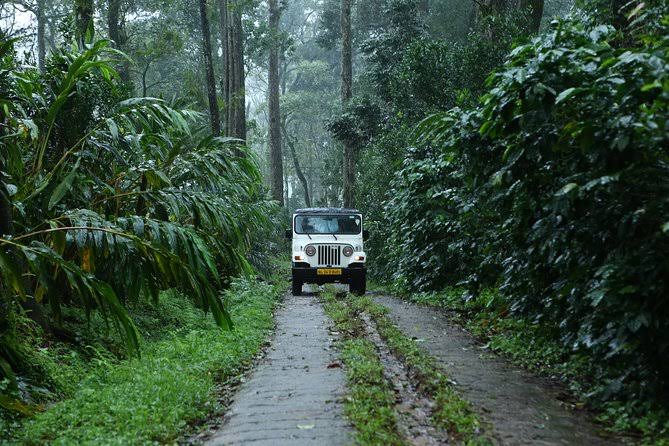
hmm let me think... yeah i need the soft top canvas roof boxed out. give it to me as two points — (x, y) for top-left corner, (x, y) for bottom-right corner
(294, 207), (361, 215)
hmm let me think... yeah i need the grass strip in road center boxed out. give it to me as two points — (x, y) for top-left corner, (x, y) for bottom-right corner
(321, 289), (405, 446)
(349, 294), (488, 445)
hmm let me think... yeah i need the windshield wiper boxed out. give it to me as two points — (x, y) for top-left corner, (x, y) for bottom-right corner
(307, 233), (312, 240)
(330, 233), (337, 240)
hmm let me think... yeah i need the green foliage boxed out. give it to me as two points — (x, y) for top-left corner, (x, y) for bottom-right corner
(385, 1), (669, 432)
(0, 38), (273, 409)
(388, 12), (532, 116)
(4, 278), (280, 444)
(353, 8), (530, 285)
(360, 0), (427, 101)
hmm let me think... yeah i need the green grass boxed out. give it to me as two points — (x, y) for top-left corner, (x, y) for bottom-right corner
(320, 289), (404, 446)
(3, 277), (282, 445)
(349, 295), (485, 444)
(340, 339), (404, 446)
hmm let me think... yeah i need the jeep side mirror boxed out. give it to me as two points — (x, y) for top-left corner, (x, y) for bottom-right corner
(363, 229), (369, 241)
(285, 229), (292, 240)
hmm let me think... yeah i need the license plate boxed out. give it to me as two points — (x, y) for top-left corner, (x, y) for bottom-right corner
(317, 268), (342, 276)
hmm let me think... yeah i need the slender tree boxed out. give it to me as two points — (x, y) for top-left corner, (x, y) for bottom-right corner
(228, 2), (246, 140)
(37, 0), (45, 72)
(282, 121), (311, 207)
(218, 0), (230, 132)
(341, 0), (354, 208)
(519, 0), (544, 33)
(268, 0), (283, 204)
(107, 0), (130, 81)
(74, 0), (94, 47)
(218, 0), (247, 140)
(199, 0), (222, 135)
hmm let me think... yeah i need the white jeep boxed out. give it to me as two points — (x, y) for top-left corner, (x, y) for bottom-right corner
(286, 208), (367, 296)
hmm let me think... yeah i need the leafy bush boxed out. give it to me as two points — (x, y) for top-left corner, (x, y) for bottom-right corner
(388, 12), (532, 115)
(0, 38), (272, 413)
(12, 278), (281, 445)
(387, 1), (669, 408)
(353, 10), (530, 285)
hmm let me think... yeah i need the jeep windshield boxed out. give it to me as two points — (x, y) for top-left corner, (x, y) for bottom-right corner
(294, 214), (361, 235)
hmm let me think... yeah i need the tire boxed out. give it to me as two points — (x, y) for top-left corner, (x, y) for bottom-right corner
(350, 275), (366, 296)
(292, 279), (302, 296)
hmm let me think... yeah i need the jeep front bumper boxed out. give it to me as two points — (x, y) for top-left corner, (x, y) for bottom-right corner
(292, 263), (366, 284)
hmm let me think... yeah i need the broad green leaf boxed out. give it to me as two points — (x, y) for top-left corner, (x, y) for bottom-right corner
(106, 118), (119, 140)
(556, 183), (579, 196)
(0, 250), (26, 299)
(555, 87), (581, 104)
(48, 160), (80, 210)
(145, 169), (172, 188)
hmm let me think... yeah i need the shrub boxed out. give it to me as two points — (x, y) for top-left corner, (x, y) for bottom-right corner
(0, 38), (272, 413)
(389, 1), (669, 403)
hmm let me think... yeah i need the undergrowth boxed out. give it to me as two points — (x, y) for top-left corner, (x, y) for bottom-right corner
(1, 277), (283, 445)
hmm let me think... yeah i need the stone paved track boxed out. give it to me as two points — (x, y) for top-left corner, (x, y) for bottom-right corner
(206, 291), (352, 446)
(375, 295), (622, 446)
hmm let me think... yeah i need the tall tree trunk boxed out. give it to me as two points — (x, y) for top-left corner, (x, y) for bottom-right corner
(108, 0), (122, 47)
(47, 10), (58, 52)
(37, 0), (45, 72)
(0, 169), (17, 383)
(476, 0), (507, 22)
(519, 0), (544, 33)
(218, 0), (230, 133)
(228, 4), (246, 140)
(282, 121), (311, 207)
(283, 156), (289, 207)
(107, 0), (130, 82)
(0, 182), (13, 239)
(268, 0), (283, 204)
(74, 0), (94, 47)
(218, 0), (246, 150)
(199, 0), (222, 136)
(341, 0), (354, 208)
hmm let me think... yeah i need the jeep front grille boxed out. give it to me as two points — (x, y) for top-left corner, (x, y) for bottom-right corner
(317, 244), (342, 267)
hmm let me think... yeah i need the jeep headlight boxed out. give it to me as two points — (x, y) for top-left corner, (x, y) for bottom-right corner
(342, 246), (354, 257)
(305, 245), (316, 257)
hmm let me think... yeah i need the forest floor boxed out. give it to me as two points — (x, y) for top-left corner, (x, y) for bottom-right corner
(193, 286), (625, 446)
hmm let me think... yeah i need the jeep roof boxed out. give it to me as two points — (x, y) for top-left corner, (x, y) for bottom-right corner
(294, 207), (361, 214)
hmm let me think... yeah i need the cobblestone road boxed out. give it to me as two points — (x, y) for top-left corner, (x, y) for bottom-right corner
(206, 291), (352, 446)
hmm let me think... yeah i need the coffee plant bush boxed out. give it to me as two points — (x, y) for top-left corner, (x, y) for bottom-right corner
(388, 2), (669, 404)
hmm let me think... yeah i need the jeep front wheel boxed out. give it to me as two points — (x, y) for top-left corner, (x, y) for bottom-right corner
(350, 275), (366, 296)
(292, 279), (303, 296)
